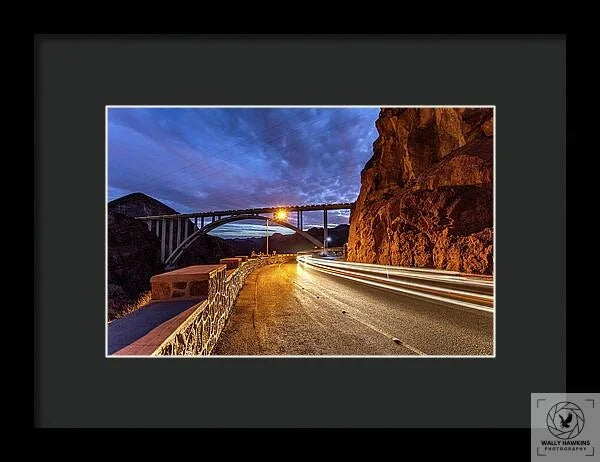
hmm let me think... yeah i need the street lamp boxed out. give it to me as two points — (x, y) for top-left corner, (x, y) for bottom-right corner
(268, 210), (287, 256)
(323, 236), (332, 255)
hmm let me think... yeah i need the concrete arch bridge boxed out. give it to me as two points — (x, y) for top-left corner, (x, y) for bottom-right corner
(134, 203), (353, 267)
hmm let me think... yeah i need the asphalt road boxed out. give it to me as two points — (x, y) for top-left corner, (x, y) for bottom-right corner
(213, 261), (493, 356)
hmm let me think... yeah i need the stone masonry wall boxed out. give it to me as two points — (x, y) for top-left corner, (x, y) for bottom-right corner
(155, 255), (295, 355)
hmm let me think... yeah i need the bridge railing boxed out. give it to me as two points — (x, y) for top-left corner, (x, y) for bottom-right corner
(133, 202), (354, 221)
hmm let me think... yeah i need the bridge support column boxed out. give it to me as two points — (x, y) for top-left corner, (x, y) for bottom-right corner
(323, 210), (328, 248)
(169, 219), (174, 257)
(184, 218), (189, 240)
(194, 217), (198, 230)
(201, 216), (205, 228)
(146, 220), (151, 232)
(155, 220), (160, 237)
(161, 219), (166, 262)
(177, 218), (182, 247)
(297, 211), (300, 230)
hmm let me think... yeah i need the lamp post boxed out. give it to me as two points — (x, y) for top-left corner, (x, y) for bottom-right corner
(266, 218), (269, 256)
(268, 210), (287, 256)
(323, 209), (328, 250)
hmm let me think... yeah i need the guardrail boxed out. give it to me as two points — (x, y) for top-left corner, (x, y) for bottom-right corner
(296, 247), (345, 257)
(296, 255), (494, 313)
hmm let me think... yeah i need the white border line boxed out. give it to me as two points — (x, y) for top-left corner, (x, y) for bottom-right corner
(493, 106), (497, 358)
(105, 105), (496, 359)
(105, 106), (108, 355)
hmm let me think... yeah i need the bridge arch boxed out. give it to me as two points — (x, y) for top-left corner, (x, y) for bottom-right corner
(164, 214), (322, 267)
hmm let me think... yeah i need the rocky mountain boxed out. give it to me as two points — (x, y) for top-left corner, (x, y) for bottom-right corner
(108, 192), (195, 236)
(228, 224), (349, 255)
(107, 210), (163, 319)
(109, 192), (178, 217)
(347, 108), (493, 274)
(107, 192), (232, 319)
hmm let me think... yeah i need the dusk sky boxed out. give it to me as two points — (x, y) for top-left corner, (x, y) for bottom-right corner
(108, 107), (380, 238)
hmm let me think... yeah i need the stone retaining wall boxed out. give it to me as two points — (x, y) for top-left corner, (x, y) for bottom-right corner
(154, 255), (295, 355)
(150, 264), (223, 300)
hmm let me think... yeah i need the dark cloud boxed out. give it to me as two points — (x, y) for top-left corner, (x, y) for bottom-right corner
(108, 107), (379, 237)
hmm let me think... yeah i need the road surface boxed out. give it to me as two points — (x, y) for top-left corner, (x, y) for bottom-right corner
(213, 261), (493, 356)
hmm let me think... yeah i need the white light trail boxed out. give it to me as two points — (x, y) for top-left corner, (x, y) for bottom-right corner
(296, 255), (493, 290)
(297, 256), (494, 314)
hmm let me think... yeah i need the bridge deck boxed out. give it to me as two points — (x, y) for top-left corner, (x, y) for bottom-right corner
(134, 202), (353, 220)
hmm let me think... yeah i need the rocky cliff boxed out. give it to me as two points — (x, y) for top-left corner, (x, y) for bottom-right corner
(347, 108), (493, 274)
(107, 210), (163, 319)
(107, 192), (232, 318)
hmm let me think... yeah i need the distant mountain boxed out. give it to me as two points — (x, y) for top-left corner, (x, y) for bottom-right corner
(227, 224), (349, 255)
(176, 234), (234, 267)
(108, 192), (178, 217)
(108, 191), (196, 237)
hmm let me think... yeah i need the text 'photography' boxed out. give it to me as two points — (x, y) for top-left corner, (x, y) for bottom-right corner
(106, 107), (495, 357)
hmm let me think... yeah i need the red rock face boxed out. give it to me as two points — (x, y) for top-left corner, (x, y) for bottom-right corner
(347, 108), (493, 274)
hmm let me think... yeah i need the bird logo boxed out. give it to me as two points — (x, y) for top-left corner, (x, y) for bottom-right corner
(546, 402), (585, 439)
(558, 412), (572, 429)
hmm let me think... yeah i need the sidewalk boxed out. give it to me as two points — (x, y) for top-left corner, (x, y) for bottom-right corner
(107, 299), (203, 355)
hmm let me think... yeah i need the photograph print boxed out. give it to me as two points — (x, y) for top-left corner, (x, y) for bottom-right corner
(106, 106), (494, 357)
